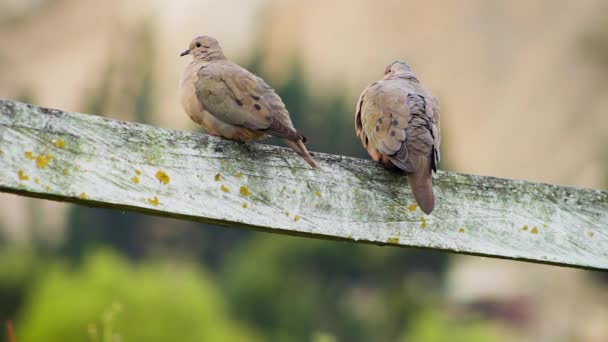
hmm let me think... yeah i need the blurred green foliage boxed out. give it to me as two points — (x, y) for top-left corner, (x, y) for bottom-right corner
(15, 250), (259, 342)
(222, 234), (446, 341)
(402, 311), (508, 342)
(0, 246), (508, 342)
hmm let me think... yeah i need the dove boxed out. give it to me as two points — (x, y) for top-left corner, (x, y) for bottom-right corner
(179, 35), (319, 168)
(355, 61), (440, 214)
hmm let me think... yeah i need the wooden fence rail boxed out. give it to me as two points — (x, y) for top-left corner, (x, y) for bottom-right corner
(0, 99), (606, 270)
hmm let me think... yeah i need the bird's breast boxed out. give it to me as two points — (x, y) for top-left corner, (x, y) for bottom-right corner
(180, 64), (205, 123)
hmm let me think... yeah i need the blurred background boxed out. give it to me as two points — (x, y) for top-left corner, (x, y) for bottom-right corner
(1, 0), (607, 341)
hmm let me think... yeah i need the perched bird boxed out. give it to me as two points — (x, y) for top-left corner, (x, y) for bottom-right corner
(355, 61), (440, 214)
(179, 35), (318, 168)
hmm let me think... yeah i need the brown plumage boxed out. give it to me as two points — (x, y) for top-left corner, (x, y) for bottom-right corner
(355, 61), (440, 214)
(179, 35), (319, 168)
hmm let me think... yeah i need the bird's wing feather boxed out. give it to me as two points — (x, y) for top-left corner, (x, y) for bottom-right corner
(429, 96), (441, 172)
(359, 80), (413, 171)
(196, 62), (305, 141)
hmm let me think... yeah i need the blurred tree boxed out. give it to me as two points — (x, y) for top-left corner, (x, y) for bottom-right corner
(80, 21), (157, 124)
(222, 234), (446, 342)
(62, 204), (251, 270)
(16, 250), (260, 342)
(63, 207), (155, 260)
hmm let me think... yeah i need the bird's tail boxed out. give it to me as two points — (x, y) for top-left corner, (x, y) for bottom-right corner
(283, 139), (319, 169)
(407, 155), (435, 214)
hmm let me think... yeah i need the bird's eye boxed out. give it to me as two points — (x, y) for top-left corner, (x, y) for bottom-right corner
(195, 42), (201, 48)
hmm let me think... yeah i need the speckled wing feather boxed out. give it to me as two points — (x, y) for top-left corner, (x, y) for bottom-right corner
(356, 80), (412, 170)
(196, 61), (305, 142)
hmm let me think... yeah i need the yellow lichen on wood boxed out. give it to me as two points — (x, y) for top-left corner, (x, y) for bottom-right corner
(54, 139), (66, 148)
(35, 154), (53, 169)
(235, 172), (244, 178)
(242, 203), (248, 209)
(239, 186), (250, 197)
(315, 191), (322, 198)
(147, 196), (159, 206)
(459, 227), (465, 233)
(135, 169), (142, 175)
(530, 227), (539, 234)
(17, 170), (29, 181)
(407, 204), (418, 212)
(220, 185), (230, 193)
(522, 225), (529, 231)
(24, 151), (35, 160)
(131, 176), (140, 184)
(155, 171), (170, 184)
(386, 237), (400, 244)
(294, 215), (301, 222)
(420, 216), (428, 229)
(34, 177), (40, 184)
(79, 192), (88, 200)
(214, 173), (221, 181)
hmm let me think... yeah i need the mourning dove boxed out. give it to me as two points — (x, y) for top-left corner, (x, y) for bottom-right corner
(355, 61), (440, 214)
(179, 35), (319, 168)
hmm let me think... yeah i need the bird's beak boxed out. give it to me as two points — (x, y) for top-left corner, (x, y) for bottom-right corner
(180, 49), (190, 57)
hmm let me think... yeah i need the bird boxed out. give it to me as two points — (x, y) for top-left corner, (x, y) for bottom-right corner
(355, 61), (440, 214)
(179, 35), (319, 169)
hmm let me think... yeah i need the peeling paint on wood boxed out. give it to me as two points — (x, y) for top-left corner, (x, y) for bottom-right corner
(1, 99), (607, 270)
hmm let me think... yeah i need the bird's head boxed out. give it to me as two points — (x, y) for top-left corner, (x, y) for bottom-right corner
(180, 36), (224, 60)
(383, 60), (416, 80)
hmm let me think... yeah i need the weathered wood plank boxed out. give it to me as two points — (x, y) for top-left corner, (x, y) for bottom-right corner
(0, 99), (606, 270)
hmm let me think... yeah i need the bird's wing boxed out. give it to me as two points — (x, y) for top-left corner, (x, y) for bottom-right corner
(196, 61), (305, 141)
(357, 80), (413, 171)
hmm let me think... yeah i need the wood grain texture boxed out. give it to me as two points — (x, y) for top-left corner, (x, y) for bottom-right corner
(1, 99), (607, 270)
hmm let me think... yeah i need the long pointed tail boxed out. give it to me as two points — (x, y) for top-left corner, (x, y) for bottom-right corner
(407, 156), (435, 214)
(283, 139), (319, 169)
